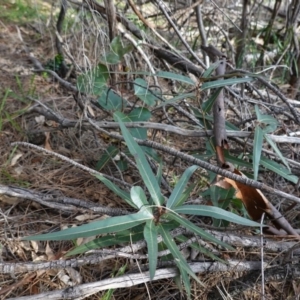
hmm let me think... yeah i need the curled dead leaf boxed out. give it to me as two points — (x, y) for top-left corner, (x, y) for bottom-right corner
(222, 167), (271, 221)
(216, 163), (299, 237)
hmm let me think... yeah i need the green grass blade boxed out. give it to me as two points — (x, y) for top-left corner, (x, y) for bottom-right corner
(102, 264), (127, 300)
(255, 105), (278, 133)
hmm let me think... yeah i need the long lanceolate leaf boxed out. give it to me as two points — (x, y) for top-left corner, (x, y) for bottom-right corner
(264, 134), (290, 171)
(168, 212), (234, 250)
(114, 112), (165, 206)
(175, 234), (225, 263)
(202, 61), (221, 78)
(23, 211), (152, 241)
(67, 229), (144, 256)
(166, 165), (198, 209)
(201, 77), (253, 90)
(144, 220), (158, 280)
(155, 71), (195, 85)
(260, 156), (298, 184)
(174, 205), (262, 227)
(95, 174), (135, 208)
(201, 87), (222, 113)
(253, 126), (264, 181)
(158, 224), (204, 298)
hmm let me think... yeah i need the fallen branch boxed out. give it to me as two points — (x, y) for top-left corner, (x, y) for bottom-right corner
(5, 260), (284, 300)
(0, 185), (131, 216)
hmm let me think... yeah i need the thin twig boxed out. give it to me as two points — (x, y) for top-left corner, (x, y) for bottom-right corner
(10, 142), (131, 189)
(260, 213), (266, 300)
(86, 119), (300, 205)
(154, 0), (206, 69)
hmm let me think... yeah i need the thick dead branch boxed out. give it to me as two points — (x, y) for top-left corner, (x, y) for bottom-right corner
(55, 0), (69, 78)
(0, 185), (131, 216)
(28, 103), (300, 144)
(6, 260), (294, 300)
(236, 0), (250, 67)
(213, 57), (228, 164)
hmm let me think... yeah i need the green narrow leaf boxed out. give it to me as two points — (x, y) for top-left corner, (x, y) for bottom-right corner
(224, 151), (252, 168)
(134, 78), (157, 106)
(95, 174), (136, 208)
(23, 211), (152, 241)
(253, 126), (264, 180)
(208, 185), (235, 208)
(255, 105), (278, 133)
(201, 87), (222, 113)
(260, 156), (298, 184)
(175, 184), (196, 208)
(130, 186), (148, 209)
(117, 159), (128, 171)
(144, 220), (158, 280)
(167, 165), (198, 209)
(158, 224), (204, 288)
(173, 274), (184, 296)
(175, 234), (225, 263)
(67, 229), (144, 256)
(114, 112), (165, 206)
(202, 61), (221, 78)
(174, 205), (262, 227)
(168, 212), (233, 250)
(177, 264), (191, 298)
(96, 145), (119, 171)
(201, 77), (253, 90)
(156, 93), (196, 109)
(156, 160), (163, 185)
(117, 107), (159, 161)
(116, 109), (150, 140)
(155, 71), (195, 85)
(264, 134), (290, 170)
